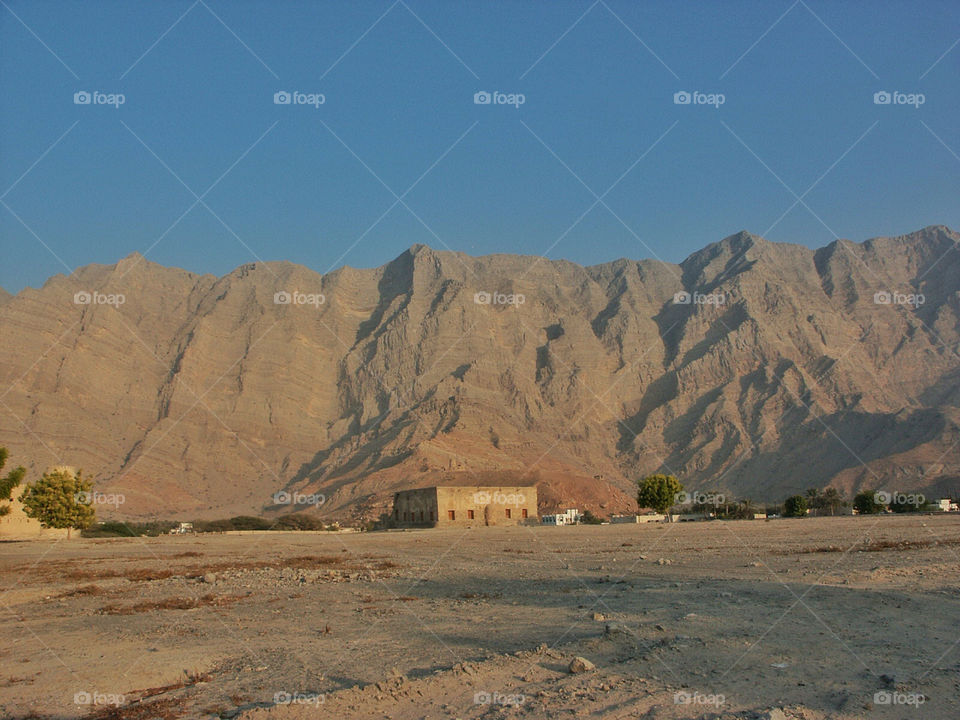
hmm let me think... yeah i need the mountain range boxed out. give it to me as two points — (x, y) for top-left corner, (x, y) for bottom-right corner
(1, 225), (958, 522)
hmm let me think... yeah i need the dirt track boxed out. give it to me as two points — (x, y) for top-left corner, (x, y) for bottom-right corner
(2, 515), (958, 719)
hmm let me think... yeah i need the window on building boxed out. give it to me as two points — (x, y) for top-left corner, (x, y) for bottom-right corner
(419, 510), (424, 522)
(467, 509), (475, 519)
(429, 511), (434, 521)
(505, 508), (512, 519)
(448, 510), (455, 520)
(521, 509), (528, 518)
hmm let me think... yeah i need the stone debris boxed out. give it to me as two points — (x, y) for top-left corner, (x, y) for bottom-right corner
(568, 656), (596, 674)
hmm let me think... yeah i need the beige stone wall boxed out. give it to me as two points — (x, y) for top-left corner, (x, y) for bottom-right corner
(0, 490), (71, 541)
(392, 486), (537, 527)
(392, 487), (439, 526)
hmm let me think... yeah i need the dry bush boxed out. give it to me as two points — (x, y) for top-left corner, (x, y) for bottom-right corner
(96, 593), (245, 615)
(54, 584), (106, 598)
(88, 696), (186, 720)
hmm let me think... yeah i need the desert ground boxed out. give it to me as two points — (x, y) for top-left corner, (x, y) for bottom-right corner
(1, 515), (958, 720)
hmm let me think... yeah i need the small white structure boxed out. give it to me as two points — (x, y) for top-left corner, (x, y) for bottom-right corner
(611, 513), (668, 524)
(938, 499), (958, 512)
(542, 508), (580, 526)
(169, 522), (194, 534)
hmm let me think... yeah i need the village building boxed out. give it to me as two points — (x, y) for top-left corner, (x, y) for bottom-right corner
(392, 486), (538, 527)
(541, 508), (580, 526)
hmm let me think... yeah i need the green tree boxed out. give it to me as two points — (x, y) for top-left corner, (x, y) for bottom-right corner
(579, 509), (604, 525)
(820, 487), (845, 515)
(853, 489), (884, 515)
(637, 474), (684, 516)
(20, 468), (95, 536)
(783, 495), (808, 517)
(0, 447), (26, 517)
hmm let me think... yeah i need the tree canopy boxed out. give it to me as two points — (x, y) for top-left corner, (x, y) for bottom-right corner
(637, 474), (683, 515)
(20, 467), (96, 532)
(0, 447), (26, 517)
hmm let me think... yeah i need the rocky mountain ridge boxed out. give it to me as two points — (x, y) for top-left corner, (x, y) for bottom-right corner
(1, 225), (957, 521)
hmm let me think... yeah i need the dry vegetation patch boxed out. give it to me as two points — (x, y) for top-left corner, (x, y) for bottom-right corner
(95, 593), (246, 615)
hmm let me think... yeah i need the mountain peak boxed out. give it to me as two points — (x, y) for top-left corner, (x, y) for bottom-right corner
(2, 225), (957, 520)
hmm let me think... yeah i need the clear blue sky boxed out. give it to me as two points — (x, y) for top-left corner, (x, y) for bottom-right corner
(1, 0), (958, 293)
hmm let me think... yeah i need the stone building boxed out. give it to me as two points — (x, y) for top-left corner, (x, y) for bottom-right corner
(392, 486), (538, 527)
(0, 490), (72, 541)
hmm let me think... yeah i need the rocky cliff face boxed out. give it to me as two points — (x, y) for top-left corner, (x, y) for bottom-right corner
(1, 226), (957, 521)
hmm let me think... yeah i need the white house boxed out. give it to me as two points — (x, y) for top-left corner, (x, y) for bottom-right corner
(938, 498), (958, 512)
(542, 508), (581, 526)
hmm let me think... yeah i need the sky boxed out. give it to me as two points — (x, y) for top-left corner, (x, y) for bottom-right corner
(1, 0), (958, 293)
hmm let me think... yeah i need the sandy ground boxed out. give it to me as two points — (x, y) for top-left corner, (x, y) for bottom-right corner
(1, 515), (958, 720)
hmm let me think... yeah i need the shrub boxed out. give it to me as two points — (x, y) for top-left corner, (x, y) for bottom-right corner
(783, 495), (808, 517)
(853, 490), (884, 515)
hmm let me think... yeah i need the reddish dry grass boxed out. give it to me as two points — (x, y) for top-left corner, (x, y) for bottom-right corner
(796, 536), (960, 554)
(87, 695), (186, 720)
(41, 553), (394, 584)
(54, 584), (107, 598)
(96, 593), (245, 615)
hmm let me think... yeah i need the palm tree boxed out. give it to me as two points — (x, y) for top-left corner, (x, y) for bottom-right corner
(821, 487), (844, 516)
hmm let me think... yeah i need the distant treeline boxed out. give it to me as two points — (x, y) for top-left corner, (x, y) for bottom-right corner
(82, 514), (335, 537)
